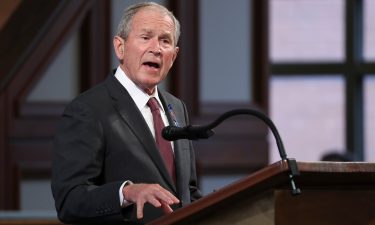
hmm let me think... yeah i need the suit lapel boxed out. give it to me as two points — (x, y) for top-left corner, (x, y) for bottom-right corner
(105, 76), (176, 192)
(159, 91), (190, 197)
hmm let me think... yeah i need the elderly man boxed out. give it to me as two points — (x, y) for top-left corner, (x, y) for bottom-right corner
(51, 2), (201, 224)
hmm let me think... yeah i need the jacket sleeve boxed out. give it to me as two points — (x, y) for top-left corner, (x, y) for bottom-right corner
(51, 99), (134, 224)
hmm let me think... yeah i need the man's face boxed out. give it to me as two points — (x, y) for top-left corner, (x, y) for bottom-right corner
(115, 8), (179, 94)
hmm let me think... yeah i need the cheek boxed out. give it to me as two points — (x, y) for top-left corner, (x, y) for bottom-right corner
(163, 54), (176, 68)
(125, 45), (143, 61)
(125, 53), (141, 69)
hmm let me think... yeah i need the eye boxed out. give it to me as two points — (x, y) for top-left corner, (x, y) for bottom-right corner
(161, 38), (171, 45)
(141, 35), (150, 40)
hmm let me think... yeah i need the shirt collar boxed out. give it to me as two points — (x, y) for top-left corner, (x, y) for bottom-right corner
(114, 66), (165, 112)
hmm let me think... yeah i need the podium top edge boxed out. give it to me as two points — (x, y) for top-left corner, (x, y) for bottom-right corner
(296, 161), (375, 173)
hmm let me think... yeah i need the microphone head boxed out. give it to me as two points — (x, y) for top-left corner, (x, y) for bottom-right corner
(162, 126), (184, 141)
(162, 125), (214, 141)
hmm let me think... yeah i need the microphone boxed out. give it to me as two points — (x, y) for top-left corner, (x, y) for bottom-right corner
(162, 125), (214, 141)
(162, 108), (301, 195)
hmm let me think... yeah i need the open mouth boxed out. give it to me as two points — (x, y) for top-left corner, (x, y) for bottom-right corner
(143, 61), (160, 69)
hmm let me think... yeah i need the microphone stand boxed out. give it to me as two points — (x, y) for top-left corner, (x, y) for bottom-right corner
(169, 108), (301, 195)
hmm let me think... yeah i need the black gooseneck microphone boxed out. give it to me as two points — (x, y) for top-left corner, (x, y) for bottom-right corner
(161, 125), (215, 141)
(162, 108), (301, 195)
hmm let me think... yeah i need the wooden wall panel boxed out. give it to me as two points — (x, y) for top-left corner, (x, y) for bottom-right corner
(0, 0), (110, 210)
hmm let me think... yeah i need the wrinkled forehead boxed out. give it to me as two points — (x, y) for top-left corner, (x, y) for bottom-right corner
(133, 6), (173, 24)
(131, 7), (175, 36)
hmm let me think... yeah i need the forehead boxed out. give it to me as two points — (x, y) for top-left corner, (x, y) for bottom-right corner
(131, 7), (175, 33)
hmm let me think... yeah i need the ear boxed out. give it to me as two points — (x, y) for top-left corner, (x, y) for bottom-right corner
(172, 46), (179, 63)
(113, 36), (125, 60)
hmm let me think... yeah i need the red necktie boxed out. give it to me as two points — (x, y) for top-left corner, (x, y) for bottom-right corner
(147, 97), (176, 183)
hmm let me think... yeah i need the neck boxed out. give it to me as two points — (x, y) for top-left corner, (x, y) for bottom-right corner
(144, 87), (155, 95)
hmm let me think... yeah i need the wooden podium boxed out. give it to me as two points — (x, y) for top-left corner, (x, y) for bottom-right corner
(148, 160), (375, 225)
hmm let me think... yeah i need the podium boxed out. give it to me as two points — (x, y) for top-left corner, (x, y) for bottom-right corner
(148, 160), (375, 225)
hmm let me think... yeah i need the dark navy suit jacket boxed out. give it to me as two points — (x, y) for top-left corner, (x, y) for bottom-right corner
(51, 75), (201, 224)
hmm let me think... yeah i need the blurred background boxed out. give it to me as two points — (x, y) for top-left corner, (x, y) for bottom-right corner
(0, 0), (374, 222)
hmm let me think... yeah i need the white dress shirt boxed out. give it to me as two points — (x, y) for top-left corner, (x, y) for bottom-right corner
(114, 66), (173, 207)
(114, 66), (170, 138)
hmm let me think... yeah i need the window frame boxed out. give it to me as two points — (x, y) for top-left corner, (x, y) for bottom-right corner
(270, 0), (375, 160)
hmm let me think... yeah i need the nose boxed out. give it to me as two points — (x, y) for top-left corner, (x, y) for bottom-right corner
(152, 48), (161, 56)
(149, 38), (161, 56)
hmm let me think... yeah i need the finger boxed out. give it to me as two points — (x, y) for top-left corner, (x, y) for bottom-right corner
(136, 200), (145, 219)
(160, 201), (174, 215)
(146, 195), (162, 208)
(160, 190), (180, 204)
(153, 188), (180, 205)
(169, 195), (180, 204)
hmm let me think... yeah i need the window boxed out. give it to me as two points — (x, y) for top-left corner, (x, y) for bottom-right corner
(270, 76), (345, 162)
(365, 76), (375, 161)
(270, 0), (375, 161)
(364, 0), (375, 61)
(270, 0), (344, 62)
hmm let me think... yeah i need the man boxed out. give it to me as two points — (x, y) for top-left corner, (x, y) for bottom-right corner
(51, 2), (201, 224)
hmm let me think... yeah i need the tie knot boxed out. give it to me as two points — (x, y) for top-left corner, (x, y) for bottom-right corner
(147, 97), (160, 112)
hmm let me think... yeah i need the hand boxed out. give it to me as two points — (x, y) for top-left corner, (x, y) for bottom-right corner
(122, 183), (180, 219)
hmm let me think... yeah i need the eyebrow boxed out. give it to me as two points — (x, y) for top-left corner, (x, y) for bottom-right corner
(140, 29), (172, 39)
(140, 29), (153, 35)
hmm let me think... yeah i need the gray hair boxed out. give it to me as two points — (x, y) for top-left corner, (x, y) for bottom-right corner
(116, 2), (180, 46)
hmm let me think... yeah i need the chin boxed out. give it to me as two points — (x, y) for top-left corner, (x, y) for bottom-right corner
(142, 81), (160, 91)
(146, 78), (162, 85)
